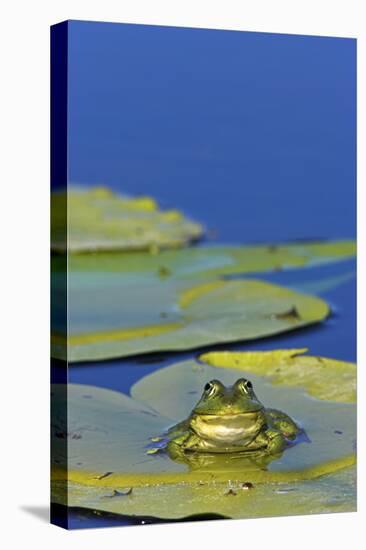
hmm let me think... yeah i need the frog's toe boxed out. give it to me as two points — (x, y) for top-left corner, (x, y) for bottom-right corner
(146, 448), (160, 455)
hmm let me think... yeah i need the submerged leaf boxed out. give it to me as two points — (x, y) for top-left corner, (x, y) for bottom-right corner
(51, 279), (329, 361)
(52, 352), (356, 519)
(51, 186), (203, 252)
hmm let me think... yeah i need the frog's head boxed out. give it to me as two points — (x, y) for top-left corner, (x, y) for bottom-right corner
(193, 378), (263, 416)
(188, 379), (266, 448)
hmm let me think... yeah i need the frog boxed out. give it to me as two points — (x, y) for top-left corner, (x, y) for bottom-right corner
(154, 378), (301, 460)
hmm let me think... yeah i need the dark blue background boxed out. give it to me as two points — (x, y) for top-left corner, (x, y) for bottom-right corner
(63, 21), (356, 528)
(68, 21), (356, 243)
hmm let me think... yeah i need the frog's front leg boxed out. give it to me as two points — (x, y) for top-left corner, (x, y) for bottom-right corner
(166, 431), (201, 460)
(266, 408), (300, 441)
(257, 428), (287, 455)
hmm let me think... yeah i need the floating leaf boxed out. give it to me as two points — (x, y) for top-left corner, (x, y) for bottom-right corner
(199, 349), (356, 403)
(51, 279), (329, 361)
(51, 353), (356, 519)
(51, 186), (203, 252)
(61, 239), (356, 280)
(52, 466), (356, 520)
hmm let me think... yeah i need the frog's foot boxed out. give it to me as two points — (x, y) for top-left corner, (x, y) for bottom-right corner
(145, 434), (170, 455)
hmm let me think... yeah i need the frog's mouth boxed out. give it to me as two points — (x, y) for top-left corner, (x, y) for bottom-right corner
(190, 411), (266, 446)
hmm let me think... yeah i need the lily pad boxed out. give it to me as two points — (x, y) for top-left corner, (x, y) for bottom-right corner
(199, 349), (356, 403)
(52, 466), (356, 520)
(51, 279), (329, 361)
(62, 239), (356, 280)
(51, 186), (203, 252)
(51, 352), (356, 519)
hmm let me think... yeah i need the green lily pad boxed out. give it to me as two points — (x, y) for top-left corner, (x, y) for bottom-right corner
(51, 279), (329, 361)
(51, 186), (203, 252)
(62, 239), (356, 280)
(199, 349), (356, 403)
(52, 466), (356, 520)
(51, 352), (356, 519)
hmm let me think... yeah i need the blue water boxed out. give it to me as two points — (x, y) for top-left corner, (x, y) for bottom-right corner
(62, 20), (356, 528)
(67, 20), (356, 243)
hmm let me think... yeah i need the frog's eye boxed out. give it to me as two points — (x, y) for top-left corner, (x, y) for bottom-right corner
(237, 379), (253, 394)
(204, 380), (220, 397)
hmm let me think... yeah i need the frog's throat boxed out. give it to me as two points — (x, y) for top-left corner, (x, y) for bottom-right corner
(190, 410), (266, 445)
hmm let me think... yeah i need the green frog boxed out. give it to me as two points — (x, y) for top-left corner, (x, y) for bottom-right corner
(156, 378), (301, 460)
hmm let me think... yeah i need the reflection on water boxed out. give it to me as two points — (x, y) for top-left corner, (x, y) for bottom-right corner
(166, 446), (281, 471)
